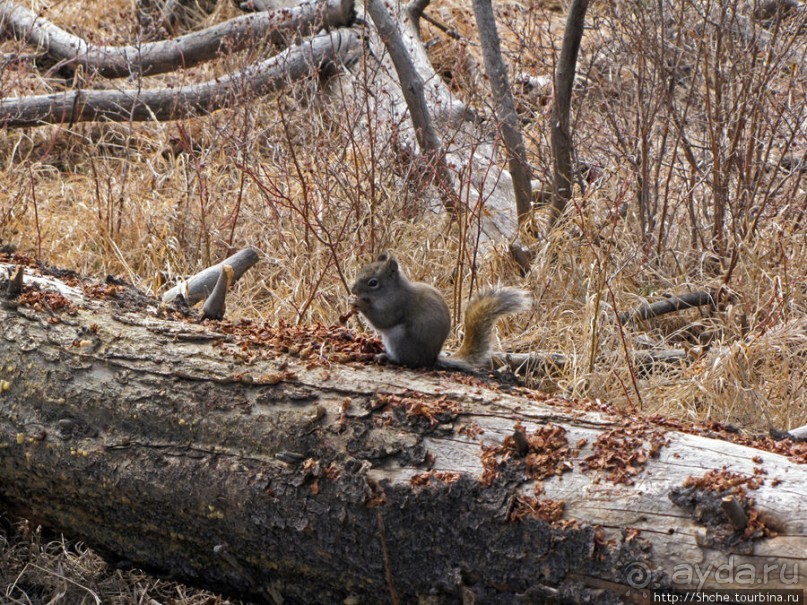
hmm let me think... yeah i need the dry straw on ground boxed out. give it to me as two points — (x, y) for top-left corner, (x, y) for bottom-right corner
(1, 0), (805, 601)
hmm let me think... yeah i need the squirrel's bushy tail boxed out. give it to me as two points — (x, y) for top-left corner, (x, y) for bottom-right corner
(453, 287), (530, 367)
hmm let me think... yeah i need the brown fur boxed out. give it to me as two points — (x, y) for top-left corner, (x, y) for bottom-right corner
(452, 288), (531, 367)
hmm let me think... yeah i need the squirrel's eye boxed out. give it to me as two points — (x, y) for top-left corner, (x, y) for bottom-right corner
(368, 278), (379, 288)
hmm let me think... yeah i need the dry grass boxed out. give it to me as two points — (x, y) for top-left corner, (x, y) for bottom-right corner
(1, 0), (805, 601)
(0, 521), (242, 604)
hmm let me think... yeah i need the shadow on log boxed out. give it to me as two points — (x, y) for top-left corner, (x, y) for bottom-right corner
(0, 257), (805, 603)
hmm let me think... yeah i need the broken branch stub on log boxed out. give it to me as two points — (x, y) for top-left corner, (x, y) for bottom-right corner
(0, 0), (355, 78)
(0, 259), (805, 602)
(0, 29), (361, 127)
(162, 247), (259, 306)
(201, 265), (235, 320)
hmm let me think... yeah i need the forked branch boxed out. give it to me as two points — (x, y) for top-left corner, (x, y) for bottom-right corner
(365, 0), (454, 200)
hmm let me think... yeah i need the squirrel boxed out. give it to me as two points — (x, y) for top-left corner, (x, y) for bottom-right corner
(349, 252), (530, 370)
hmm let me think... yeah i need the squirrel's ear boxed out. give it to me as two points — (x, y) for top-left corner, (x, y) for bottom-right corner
(379, 252), (398, 275)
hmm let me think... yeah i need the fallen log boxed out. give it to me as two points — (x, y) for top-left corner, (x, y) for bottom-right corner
(0, 258), (805, 603)
(0, 0), (355, 78)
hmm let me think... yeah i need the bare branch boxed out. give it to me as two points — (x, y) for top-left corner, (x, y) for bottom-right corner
(471, 0), (532, 225)
(618, 291), (717, 325)
(550, 0), (589, 224)
(0, 0), (355, 78)
(365, 0), (454, 202)
(0, 29), (361, 127)
(405, 0), (431, 28)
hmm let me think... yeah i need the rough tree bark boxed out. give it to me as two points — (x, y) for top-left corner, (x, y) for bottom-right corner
(1, 260), (805, 603)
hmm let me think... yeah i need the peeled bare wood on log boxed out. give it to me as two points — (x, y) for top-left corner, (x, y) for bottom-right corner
(0, 0), (355, 78)
(0, 29), (361, 127)
(0, 264), (806, 603)
(789, 424), (807, 440)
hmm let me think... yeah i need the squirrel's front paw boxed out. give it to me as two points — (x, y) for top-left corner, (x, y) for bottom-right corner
(374, 352), (390, 364)
(348, 294), (364, 311)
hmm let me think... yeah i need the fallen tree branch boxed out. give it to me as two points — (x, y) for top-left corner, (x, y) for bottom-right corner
(0, 0), (355, 78)
(493, 348), (690, 376)
(789, 424), (807, 440)
(0, 29), (361, 127)
(618, 290), (717, 325)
